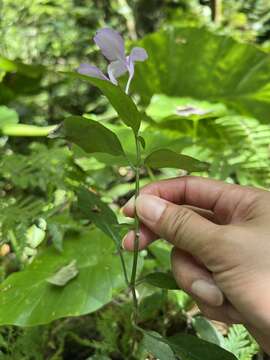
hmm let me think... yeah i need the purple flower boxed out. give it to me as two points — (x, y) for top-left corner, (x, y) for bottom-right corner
(77, 28), (148, 94)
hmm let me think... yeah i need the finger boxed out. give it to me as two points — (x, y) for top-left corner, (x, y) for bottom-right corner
(134, 193), (222, 262)
(123, 176), (262, 224)
(197, 301), (244, 324)
(171, 248), (224, 307)
(122, 206), (217, 251)
(122, 224), (157, 251)
(247, 325), (270, 354)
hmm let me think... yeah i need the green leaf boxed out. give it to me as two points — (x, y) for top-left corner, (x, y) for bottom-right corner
(63, 116), (124, 156)
(0, 106), (19, 128)
(133, 27), (270, 123)
(62, 72), (142, 133)
(0, 229), (135, 326)
(168, 334), (237, 360)
(77, 186), (121, 246)
(192, 316), (225, 346)
(144, 149), (209, 172)
(46, 260), (79, 287)
(141, 272), (179, 290)
(142, 331), (176, 360)
(146, 95), (227, 122)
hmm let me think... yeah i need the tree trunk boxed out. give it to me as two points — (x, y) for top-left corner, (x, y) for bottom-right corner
(210, 0), (222, 24)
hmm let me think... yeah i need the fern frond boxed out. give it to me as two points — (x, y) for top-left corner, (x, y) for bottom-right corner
(202, 115), (270, 187)
(224, 325), (259, 360)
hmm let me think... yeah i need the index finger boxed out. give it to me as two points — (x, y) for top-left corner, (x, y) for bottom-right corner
(123, 176), (261, 224)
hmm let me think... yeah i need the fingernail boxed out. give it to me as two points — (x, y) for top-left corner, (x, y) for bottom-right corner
(136, 194), (167, 223)
(191, 280), (224, 307)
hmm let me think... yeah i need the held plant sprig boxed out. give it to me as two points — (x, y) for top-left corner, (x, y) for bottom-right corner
(78, 28), (148, 316)
(60, 28), (235, 358)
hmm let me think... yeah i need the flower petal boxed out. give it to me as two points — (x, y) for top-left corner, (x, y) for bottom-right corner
(107, 60), (128, 85)
(129, 47), (148, 62)
(77, 63), (108, 80)
(94, 28), (125, 62)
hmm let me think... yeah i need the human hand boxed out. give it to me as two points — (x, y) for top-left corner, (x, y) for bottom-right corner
(122, 176), (270, 353)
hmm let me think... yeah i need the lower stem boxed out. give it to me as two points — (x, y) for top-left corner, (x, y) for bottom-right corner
(129, 134), (141, 318)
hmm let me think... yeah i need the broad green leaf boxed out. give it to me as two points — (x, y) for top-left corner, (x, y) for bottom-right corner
(63, 116), (124, 156)
(142, 331), (176, 360)
(0, 106), (19, 128)
(144, 149), (209, 172)
(192, 316), (225, 346)
(46, 260), (79, 287)
(141, 272), (179, 290)
(0, 229), (134, 326)
(146, 95), (227, 122)
(168, 334), (237, 360)
(63, 72), (142, 133)
(77, 186), (121, 246)
(133, 27), (270, 123)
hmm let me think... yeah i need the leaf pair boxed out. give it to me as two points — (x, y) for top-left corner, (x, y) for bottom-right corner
(62, 115), (208, 172)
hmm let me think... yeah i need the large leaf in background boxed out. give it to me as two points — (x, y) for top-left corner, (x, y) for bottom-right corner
(133, 27), (270, 123)
(0, 229), (133, 326)
(63, 72), (141, 133)
(144, 149), (209, 172)
(63, 116), (125, 156)
(146, 94), (228, 123)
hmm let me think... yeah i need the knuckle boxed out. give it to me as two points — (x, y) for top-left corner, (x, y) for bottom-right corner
(163, 206), (193, 247)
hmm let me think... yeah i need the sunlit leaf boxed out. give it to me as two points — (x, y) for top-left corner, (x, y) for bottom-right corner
(0, 106), (19, 128)
(133, 27), (270, 123)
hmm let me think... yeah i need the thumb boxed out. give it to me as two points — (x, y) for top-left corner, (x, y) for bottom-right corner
(135, 194), (220, 261)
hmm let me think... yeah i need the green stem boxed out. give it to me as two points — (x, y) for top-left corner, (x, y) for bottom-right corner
(2, 124), (57, 137)
(129, 133), (141, 316)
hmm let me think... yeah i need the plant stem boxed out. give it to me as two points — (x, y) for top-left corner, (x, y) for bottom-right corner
(129, 133), (141, 316)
